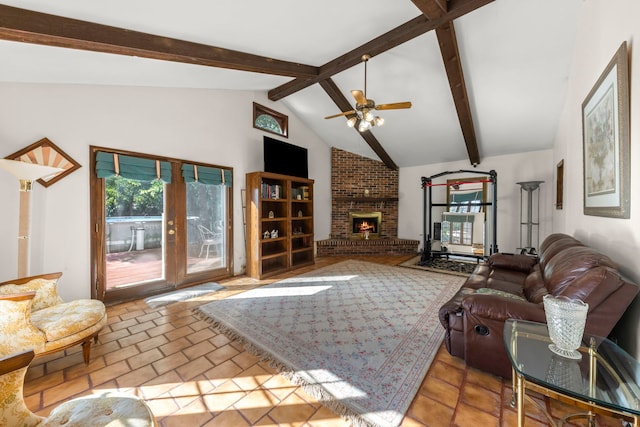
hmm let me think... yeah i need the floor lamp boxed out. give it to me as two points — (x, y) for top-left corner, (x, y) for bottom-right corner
(0, 159), (63, 278)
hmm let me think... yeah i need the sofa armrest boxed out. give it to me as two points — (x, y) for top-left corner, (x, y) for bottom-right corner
(488, 253), (537, 273)
(461, 294), (547, 323)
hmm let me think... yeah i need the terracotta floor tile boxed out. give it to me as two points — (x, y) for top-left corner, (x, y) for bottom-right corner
(406, 394), (454, 427)
(266, 391), (317, 427)
(428, 360), (465, 388)
(117, 365), (159, 388)
(128, 348), (165, 370)
(453, 402), (500, 427)
(204, 360), (244, 387)
(202, 409), (251, 427)
(306, 405), (351, 427)
(460, 381), (502, 416)
(104, 344), (140, 365)
(158, 336), (192, 356)
(183, 340), (216, 360)
(187, 328), (217, 345)
(232, 364), (272, 391)
(260, 374), (297, 401)
(176, 356), (215, 381)
(417, 376), (460, 408)
(164, 325), (196, 342)
(162, 396), (213, 427)
(206, 343), (241, 365)
(152, 352), (190, 375)
(89, 360), (131, 386)
(234, 388), (280, 424)
(42, 375), (90, 406)
(137, 334), (170, 353)
(118, 331), (152, 348)
(202, 379), (247, 413)
(140, 370), (184, 400)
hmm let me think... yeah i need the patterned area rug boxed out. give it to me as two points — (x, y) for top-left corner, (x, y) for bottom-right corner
(196, 260), (464, 427)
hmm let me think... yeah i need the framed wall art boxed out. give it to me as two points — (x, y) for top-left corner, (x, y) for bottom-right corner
(5, 137), (81, 187)
(582, 41), (630, 218)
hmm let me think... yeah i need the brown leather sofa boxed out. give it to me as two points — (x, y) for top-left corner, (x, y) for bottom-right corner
(438, 233), (639, 378)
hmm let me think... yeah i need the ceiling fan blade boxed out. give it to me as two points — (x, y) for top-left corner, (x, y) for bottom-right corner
(375, 102), (412, 110)
(324, 110), (356, 119)
(351, 90), (367, 106)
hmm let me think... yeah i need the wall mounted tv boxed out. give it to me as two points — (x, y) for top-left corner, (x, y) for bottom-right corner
(263, 136), (308, 179)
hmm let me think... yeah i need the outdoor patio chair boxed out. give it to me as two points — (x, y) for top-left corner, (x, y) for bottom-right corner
(197, 224), (222, 259)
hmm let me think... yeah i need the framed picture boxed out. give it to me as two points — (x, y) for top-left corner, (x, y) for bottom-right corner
(582, 41), (630, 218)
(5, 137), (81, 187)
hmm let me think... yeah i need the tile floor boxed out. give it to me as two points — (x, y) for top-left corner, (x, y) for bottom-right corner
(24, 256), (621, 426)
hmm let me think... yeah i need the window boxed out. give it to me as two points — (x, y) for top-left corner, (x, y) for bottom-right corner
(253, 102), (288, 137)
(442, 218), (474, 246)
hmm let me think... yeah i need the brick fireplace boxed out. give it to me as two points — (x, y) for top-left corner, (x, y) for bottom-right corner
(316, 148), (419, 256)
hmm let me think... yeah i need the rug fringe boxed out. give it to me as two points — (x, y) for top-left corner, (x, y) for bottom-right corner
(193, 306), (388, 427)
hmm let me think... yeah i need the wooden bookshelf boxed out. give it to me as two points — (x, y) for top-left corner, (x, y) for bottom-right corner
(245, 171), (314, 279)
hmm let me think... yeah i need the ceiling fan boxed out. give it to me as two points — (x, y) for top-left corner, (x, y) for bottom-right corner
(324, 54), (412, 132)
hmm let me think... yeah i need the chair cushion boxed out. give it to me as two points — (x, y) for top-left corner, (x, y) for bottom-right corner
(31, 300), (106, 342)
(0, 278), (63, 311)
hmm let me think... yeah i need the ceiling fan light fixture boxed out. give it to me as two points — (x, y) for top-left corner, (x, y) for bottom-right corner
(346, 117), (357, 128)
(375, 116), (384, 127)
(358, 120), (370, 132)
(364, 109), (374, 122)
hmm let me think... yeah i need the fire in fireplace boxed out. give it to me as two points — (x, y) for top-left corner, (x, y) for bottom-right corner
(349, 212), (382, 239)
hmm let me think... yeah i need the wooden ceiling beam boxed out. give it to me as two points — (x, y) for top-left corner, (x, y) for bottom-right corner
(436, 22), (480, 165)
(319, 79), (398, 170)
(0, 5), (318, 79)
(412, 0), (481, 165)
(268, 0), (494, 101)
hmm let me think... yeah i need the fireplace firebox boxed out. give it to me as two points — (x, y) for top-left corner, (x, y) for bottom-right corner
(349, 212), (382, 239)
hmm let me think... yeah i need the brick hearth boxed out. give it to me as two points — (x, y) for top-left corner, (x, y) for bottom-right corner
(317, 238), (419, 256)
(317, 148), (419, 255)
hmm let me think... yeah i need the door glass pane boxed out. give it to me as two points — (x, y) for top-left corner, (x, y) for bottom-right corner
(105, 176), (165, 289)
(186, 182), (227, 273)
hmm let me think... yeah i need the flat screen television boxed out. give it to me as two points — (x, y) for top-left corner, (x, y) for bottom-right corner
(263, 136), (308, 179)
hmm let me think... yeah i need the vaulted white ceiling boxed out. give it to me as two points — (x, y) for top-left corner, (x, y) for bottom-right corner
(0, 0), (582, 168)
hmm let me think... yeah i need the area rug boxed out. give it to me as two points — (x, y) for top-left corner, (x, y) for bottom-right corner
(196, 260), (464, 427)
(399, 255), (480, 277)
(144, 282), (224, 308)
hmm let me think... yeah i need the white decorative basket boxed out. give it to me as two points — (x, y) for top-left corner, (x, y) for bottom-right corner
(543, 294), (588, 359)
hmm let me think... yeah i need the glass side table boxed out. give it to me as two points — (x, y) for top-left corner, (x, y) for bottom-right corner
(503, 319), (640, 427)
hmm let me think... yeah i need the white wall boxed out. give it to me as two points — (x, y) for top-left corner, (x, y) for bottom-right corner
(399, 149), (554, 255)
(0, 83), (331, 301)
(552, 0), (640, 355)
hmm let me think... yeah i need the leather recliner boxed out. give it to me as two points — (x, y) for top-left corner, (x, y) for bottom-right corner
(438, 233), (639, 378)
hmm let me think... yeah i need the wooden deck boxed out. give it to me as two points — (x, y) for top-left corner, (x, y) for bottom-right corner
(106, 247), (222, 289)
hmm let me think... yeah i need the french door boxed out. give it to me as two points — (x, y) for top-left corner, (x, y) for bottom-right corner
(90, 147), (233, 303)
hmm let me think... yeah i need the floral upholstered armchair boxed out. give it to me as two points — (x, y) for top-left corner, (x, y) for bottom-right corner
(0, 272), (107, 364)
(0, 349), (157, 426)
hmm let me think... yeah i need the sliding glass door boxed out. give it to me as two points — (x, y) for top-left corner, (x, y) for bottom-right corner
(90, 147), (233, 303)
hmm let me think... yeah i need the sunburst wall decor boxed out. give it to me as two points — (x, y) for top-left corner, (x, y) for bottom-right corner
(5, 138), (81, 187)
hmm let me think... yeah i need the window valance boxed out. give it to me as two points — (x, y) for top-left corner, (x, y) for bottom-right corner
(181, 164), (232, 186)
(95, 151), (171, 182)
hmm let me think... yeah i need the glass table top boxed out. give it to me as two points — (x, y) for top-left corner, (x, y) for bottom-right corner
(504, 319), (640, 415)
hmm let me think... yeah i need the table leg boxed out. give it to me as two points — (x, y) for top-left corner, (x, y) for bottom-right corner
(517, 374), (525, 427)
